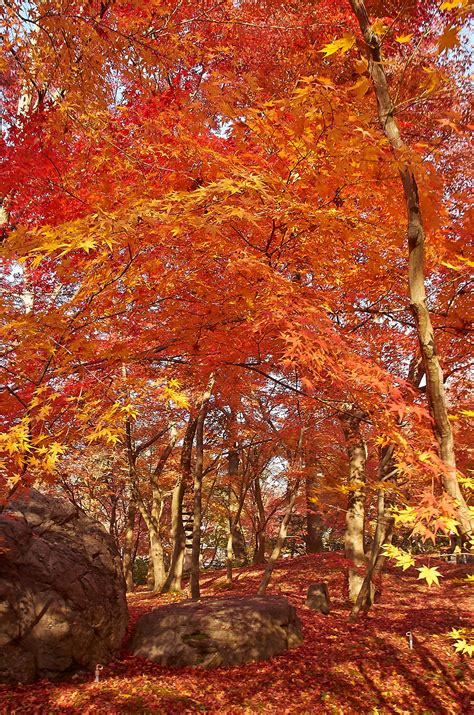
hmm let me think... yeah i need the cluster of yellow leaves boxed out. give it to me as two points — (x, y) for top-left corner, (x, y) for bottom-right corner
(382, 543), (415, 571)
(15, 214), (115, 267)
(162, 378), (189, 409)
(1, 420), (31, 460)
(382, 546), (445, 588)
(448, 627), (474, 657)
(78, 400), (137, 445)
(0, 417), (66, 486)
(392, 489), (462, 544)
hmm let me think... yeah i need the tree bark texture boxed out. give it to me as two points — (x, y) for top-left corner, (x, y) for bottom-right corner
(122, 501), (136, 592)
(341, 407), (368, 603)
(252, 476), (267, 565)
(305, 459), (324, 553)
(225, 445), (240, 584)
(149, 523), (166, 592)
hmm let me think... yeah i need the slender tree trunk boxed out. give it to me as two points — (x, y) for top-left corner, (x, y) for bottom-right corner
(190, 401), (208, 600)
(253, 476), (267, 565)
(162, 480), (187, 592)
(124, 404), (179, 593)
(146, 544), (155, 590)
(349, 478), (395, 621)
(109, 494), (118, 541)
(350, 444), (397, 619)
(341, 407), (368, 603)
(258, 429), (304, 596)
(122, 501), (136, 592)
(132, 511), (142, 563)
(225, 445), (240, 585)
(305, 459), (324, 553)
(257, 483), (300, 596)
(149, 487), (166, 591)
(189, 377), (214, 599)
(149, 524), (166, 592)
(161, 417), (197, 593)
(134, 490), (166, 592)
(347, 0), (473, 539)
(254, 530), (266, 565)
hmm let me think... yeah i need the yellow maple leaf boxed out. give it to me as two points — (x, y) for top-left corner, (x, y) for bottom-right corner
(439, 0), (464, 9)
(372, 20), (389, 36)
(395, 34), (414, 43)
(319, 34), (355, 58)
(77, 237), (97, 252)
(349, 76), (371, 97)
(441, 260), (461, 270)
(417, 565), (441, 587)
(355, 56), (368, 74)
(438, 26), (460, 53)
(122, 404), (139, 420)
(315, 76), (335, 88)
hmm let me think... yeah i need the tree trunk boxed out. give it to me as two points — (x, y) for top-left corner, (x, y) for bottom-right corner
(305, 460), (324, 553)
(350, 444), (397, 619)
(149, 524), (166, 592)
(349, 519), (394, 622)
(257, 482), (300, 596)
(146, 545), (155, 590)
(341, 407), (368, 603)
(225, 446), (240, 585)
(162, 480), (187, 593)
(252, 476), (267, 564)
(122, 501), (136, 592)
(258, 428), (304, 596)
(347, 0), (473, 539)
(148, 485), (166, 592)
(161, 417), (197, 593)
(190, 393), (210, 600)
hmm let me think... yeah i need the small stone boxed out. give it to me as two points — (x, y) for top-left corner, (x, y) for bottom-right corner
(305, 582), (330, 614)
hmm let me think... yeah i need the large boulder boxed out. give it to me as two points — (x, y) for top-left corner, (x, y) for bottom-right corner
(131, 595), (302, 668)
(0, 489), (128, 683)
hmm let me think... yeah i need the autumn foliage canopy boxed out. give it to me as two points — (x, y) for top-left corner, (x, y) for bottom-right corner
(0, 0), (473, 631)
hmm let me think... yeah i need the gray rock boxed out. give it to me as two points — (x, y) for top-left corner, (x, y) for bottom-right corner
(0, 489), (128, 683)
(305, 582), (330, 614)
(130, 595), (302, 668)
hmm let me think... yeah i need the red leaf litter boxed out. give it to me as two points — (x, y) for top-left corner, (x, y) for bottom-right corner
(1, 554), (472, 714)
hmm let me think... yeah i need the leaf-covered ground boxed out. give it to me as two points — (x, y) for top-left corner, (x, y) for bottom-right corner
(1, 554), (472, 714)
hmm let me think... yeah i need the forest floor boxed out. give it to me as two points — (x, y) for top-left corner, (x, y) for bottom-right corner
(1, 553), (472, 714)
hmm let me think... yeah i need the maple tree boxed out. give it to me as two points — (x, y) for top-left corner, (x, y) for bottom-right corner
(0, 0), (473, 694)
